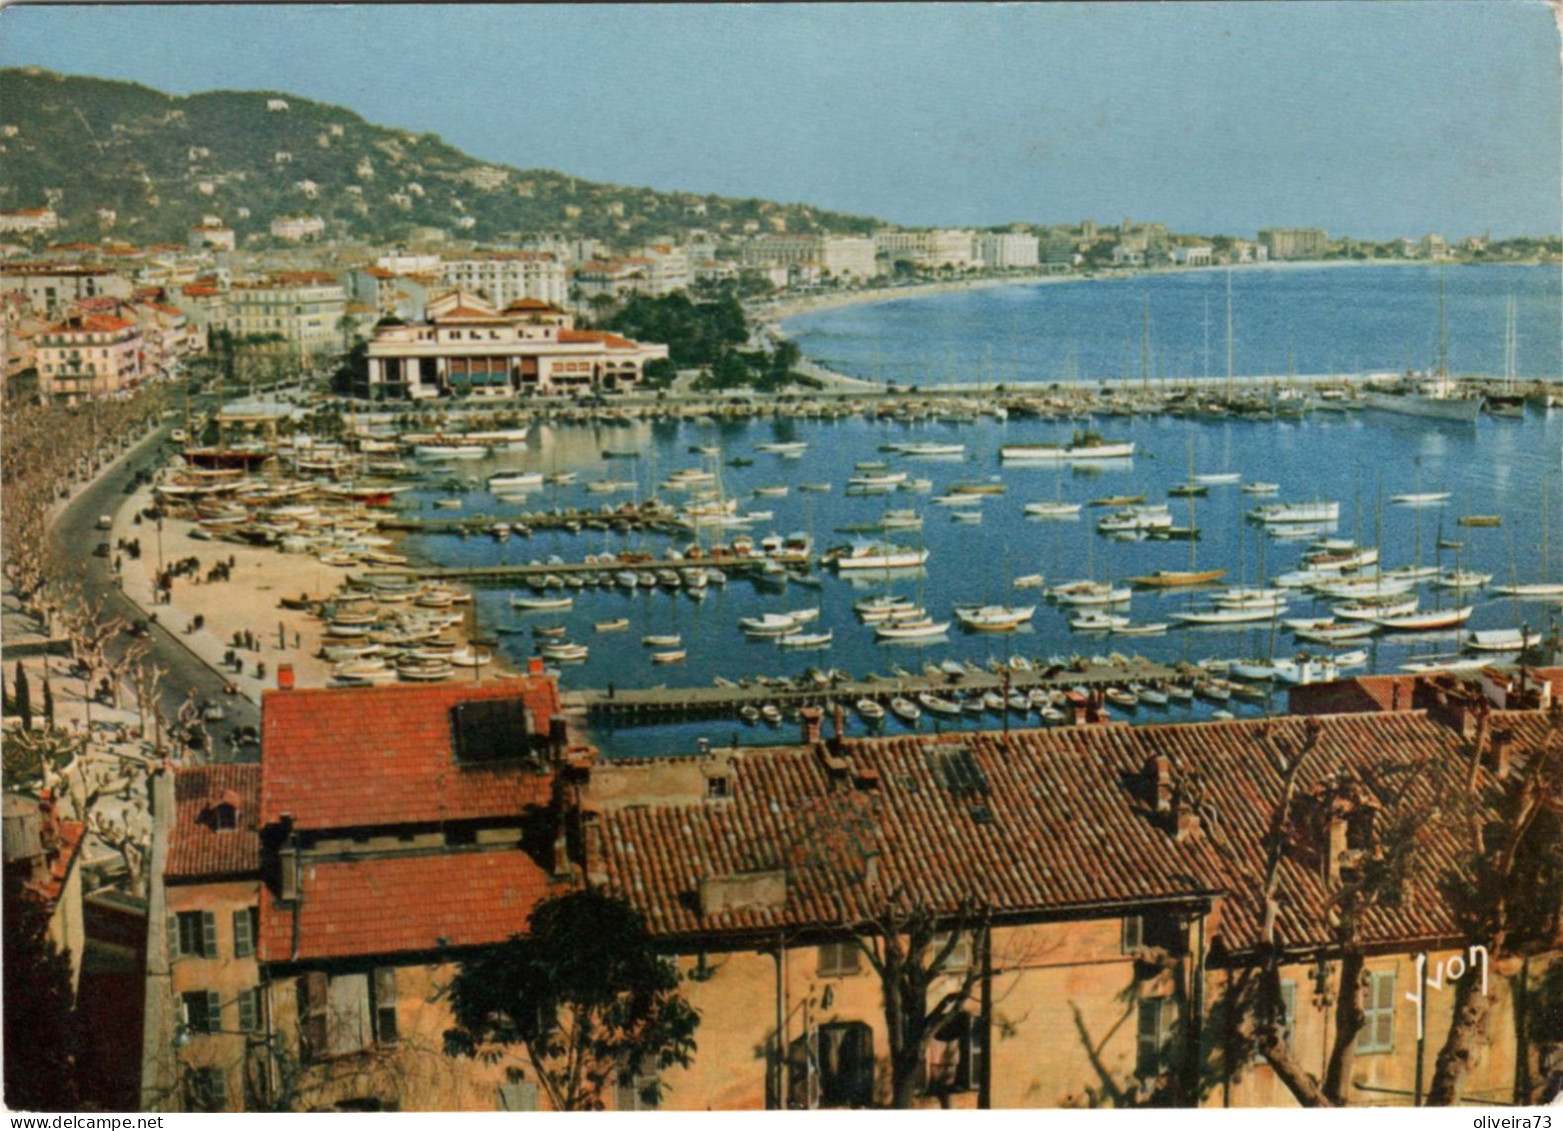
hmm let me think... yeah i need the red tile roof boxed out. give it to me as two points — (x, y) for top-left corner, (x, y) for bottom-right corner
(258, 848), (558, 962)
(167, 764), (262, 881)
(559, 329), (637, 349)
(597, 711), (1554, 954)
(46, 313), (135, 335)
(260, 680), (560, 831)
(503, 298), (559, 312)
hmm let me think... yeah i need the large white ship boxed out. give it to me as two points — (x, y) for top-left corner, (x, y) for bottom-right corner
(1360, 372), (1483, 423)
(827, 541), (930, 571)
(1001, 431), (1136, 462)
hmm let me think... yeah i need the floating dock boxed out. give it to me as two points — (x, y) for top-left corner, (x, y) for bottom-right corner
(567, 657), (1180, 721)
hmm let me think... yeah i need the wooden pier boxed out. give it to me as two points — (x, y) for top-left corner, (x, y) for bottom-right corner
(375, 506), (676, 535)
(353, 557), (792, 584)
(567, 657), (1180, 721)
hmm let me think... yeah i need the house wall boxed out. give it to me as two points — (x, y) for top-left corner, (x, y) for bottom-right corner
(265, 962), (530, 1112)
(1219, 948), (1525, 1108)
(167, 878), (262, 1111)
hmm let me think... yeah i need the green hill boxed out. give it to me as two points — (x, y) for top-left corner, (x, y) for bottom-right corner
(0, 67), (881, 248)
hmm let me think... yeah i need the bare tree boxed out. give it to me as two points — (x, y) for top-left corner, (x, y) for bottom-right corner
(1426, 708), (1563, 1105)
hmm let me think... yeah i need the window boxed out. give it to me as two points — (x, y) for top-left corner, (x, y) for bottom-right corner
(816, 1022), (875, 1108)
(1121, 916), (1143, 953)
(932, 931), (972, 972)
(452, 697), (533, 763)
(1358, 970), (1396, 1054)
(181, 990), (221, 1034)
(1123, 912), (1183, 956)
(706, 775), (731, 800)
(185, 1066), (226, 1112)
(233, 907), (257, 958)
(299, 968), (398, 1061)
(1256, 979), (1298, 1062)
(928, 1011), (982, 1093)
(818, 941), (861, 978)
(213, 803), (237, 830)
(173, 910), (217, 959)
(1136, 997), (1174, 1079)
(497, 1081), (539, 1112)
(238, 987), (262, 1034)
(615, 1068), (660, 1111)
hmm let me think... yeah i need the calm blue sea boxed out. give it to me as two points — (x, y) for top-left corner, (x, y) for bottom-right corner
(396, 265), (1563, 757)
(782, 263), (1562, 386)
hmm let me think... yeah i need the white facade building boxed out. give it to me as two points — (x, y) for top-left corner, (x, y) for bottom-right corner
(270, 215), (325, 241)
(437, 253), (569, 308)
(975, 232), (1040, 270)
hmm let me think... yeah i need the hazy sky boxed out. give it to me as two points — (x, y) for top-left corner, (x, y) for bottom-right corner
(1, 3), (1559, 238)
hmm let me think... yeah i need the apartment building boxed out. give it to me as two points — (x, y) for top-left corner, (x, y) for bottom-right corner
(742, 235), (881, 281)
(0, 264), (135, 319)
(339, 266), (436, 323)
(1258, 227), (1329, 261)
(269, 215), (326, 242)
(188, 223), (236, 253)
(227, 272), (347, 359)
(150, 670), (1563, 1111)
(363, 289), (667, 398)
(437, 253), (569, 308)
(35, 309), (145, 402)
(975, 232), (1040, 270)
(161, 766), (264, 1113)
(0, 207), (61, 234)
(874, 229), (979, 270)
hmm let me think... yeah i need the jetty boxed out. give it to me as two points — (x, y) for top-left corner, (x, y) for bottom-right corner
(353, 557), (791, 585)
(567, 656), (1179, 721)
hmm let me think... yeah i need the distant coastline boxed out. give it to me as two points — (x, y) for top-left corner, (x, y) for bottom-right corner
(758, 257), (1550, 390)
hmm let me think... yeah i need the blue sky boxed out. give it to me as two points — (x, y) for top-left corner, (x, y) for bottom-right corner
(1, 3), (1558, 238)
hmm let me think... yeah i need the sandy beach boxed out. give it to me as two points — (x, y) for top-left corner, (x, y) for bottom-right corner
(113, 482), (506, 703)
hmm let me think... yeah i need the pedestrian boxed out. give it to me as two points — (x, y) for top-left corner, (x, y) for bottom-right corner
(257, 662), (266, 680)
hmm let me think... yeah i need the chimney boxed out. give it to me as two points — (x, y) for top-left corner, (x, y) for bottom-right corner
(527, 655), (545, 676)
(1147, 754), (1173, 814)
(276, 662), (295, 690)
(1172, 789), (1201, 842)
(830, 701), (847, 750)
(800, 706), (823, 746)
(1325, 810), (1350, 882)
(549, 715), (569, 762)
(1487, 728), (1514, 780)
(581, 807), (606, 886)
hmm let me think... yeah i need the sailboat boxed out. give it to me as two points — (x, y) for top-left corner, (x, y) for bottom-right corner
(1485, 294), (1526, 419)
(1128, 435), (1227, 587)
(1491, 473), (1563, 597)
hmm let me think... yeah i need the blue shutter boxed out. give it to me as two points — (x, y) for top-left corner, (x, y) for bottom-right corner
(232, 908), (254, 958)
(238, 988), (258, 1033)
(201, 911), (218, 958)
(206, 991), (222, 1034)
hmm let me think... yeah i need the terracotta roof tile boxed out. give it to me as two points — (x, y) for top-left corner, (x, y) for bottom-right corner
(597, 711), (1554, 954)
(260, 681), (560, 831)
(168, 764), (262, 881)
(257, 849), (559, 962)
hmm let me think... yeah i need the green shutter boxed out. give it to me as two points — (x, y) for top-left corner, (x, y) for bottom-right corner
(233, 908), (253, 958)
(201, 911), (218, 958)
(238, 988), (257, 1033)
(167, 915), (181, 961)
(206, 991), (222, 1033)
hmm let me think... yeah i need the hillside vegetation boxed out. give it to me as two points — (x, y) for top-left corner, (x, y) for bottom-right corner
(0, 68), (881, 248)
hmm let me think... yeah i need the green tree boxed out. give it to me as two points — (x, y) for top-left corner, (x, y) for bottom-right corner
(443, 890), (700, 1111)
(3, 870), (83, 1111)
(13, 661), (32, 730)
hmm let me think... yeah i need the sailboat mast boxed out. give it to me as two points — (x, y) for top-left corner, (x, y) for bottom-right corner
(1436, 265), (1449, 378)
(1140, 291), (1151, 394)
(1225, 269), (1234, 399)
(1203, 294), (1211, 380)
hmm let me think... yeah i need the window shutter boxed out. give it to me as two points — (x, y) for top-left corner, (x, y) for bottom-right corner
(201, 911), (218, 958)
(206, 991), (223, 1034)
(233, 908), (254, 958)
(497, 1082), (538, 1111)
(373, 967), (399, 1043)
(1136, 999), (1162, 1077)
(167, 915), (181, 961)
(209, 1069), (226, 1109)
(238, 988), (257, 1033)
(300, 972), (329, 1060)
